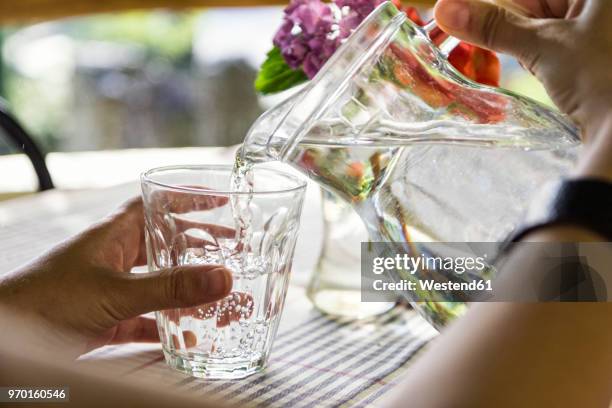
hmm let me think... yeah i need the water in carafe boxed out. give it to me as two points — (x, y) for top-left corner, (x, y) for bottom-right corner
(232, 2), (580, 328)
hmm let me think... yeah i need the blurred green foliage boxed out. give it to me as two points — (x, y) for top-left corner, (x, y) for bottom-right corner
(503, 71), (555, 108)
(62, 11), (197, 63)
(0, 12), (198, 153)
(4, 74), (65, 151)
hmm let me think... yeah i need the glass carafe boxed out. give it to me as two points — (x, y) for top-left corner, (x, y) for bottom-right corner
(238, 2), (580, 328)
(307, 188), (397, 318)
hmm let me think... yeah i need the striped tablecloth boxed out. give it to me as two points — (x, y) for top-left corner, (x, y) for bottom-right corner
(0, 180), (438, 407)
(80, 291), (436, 408)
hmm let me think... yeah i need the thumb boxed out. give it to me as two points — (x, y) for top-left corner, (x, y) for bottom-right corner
(434, 0), (542, 68)
(114, 265), (233, 317)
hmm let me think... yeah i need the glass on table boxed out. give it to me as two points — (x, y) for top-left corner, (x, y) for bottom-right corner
(141, 164), (306, 379)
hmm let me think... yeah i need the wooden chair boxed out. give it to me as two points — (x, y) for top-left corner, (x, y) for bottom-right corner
(0, 100), (54, 191)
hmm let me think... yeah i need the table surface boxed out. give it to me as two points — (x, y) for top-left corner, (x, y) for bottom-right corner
(0, 147), (437, 408)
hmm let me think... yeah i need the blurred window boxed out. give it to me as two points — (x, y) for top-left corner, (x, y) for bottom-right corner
(0, 8), (284, 154)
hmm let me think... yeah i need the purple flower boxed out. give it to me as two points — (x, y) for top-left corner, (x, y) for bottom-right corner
(273, 0), (338, 78)
(272, 0), (383, 79)
(284, 0), (310, 14)
(335, 0), (385, 19)
(337, 10), (362, 38)
(289, 1), (334, 35)
(336, 0), (386, 38)
(303, 35), (340, 78)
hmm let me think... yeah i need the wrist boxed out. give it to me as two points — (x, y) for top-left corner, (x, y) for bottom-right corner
(574, 113), (612, 182)
(578, 107), (612, 144)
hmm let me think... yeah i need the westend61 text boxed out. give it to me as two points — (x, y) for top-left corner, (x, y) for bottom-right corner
(373, 279), (493, 292)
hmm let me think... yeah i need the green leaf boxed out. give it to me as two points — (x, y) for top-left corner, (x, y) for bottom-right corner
(255, 47), (308, 95)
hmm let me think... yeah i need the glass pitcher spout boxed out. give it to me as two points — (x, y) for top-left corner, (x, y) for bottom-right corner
(242, 1), (580, 165)
(239, 89), (304, 163)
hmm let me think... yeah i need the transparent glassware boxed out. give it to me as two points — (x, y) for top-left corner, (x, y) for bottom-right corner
(307, 188), (396, 318)
(141, 165), (306, 379)
(237, 2), (580, 329)
(242, 3), (579, 162)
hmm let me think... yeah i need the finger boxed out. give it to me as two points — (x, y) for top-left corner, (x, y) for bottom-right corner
(150, 186), (229, 214)
(582, 0), (610, 23)
(109, 316), (160, 344)
(178, 234), (236, 252)
(172, 331), (198, 349)
(173, 217), (236, 239)
(116, 265), (233, 318)
(85, 316), (159, 351)
(84, 198), (147, 272)
(164, 219), (236, 259)
(143, 189), (233, 267)
(118, 198), (148, 267)
(490, 0), (569, 18)
(117, 196), (145, 219)
(139, 186), (232, 266)
(434, 0), (543, 65)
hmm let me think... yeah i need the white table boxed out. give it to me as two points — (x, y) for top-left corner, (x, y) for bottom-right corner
(0, 147), (436, 407)
(0, 147), (242, 192)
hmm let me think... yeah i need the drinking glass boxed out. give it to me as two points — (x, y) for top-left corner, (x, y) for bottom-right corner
(141, 164), (306, 379)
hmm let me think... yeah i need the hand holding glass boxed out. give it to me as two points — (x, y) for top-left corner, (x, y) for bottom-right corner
(141, 165), (306, 379)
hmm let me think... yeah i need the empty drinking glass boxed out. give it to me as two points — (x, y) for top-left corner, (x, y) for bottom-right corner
(141, 165), (306, 379)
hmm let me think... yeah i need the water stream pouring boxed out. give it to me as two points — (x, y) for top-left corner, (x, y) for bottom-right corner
(237, 1), (580, 328)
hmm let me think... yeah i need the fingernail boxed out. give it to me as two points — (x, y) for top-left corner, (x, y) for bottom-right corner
(206, 267), (232, 295)
(437, 0), (471, 30)
(183, 330), (198, 348)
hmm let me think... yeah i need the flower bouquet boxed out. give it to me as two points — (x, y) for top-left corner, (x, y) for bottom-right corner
(255, 0), (501, 95)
